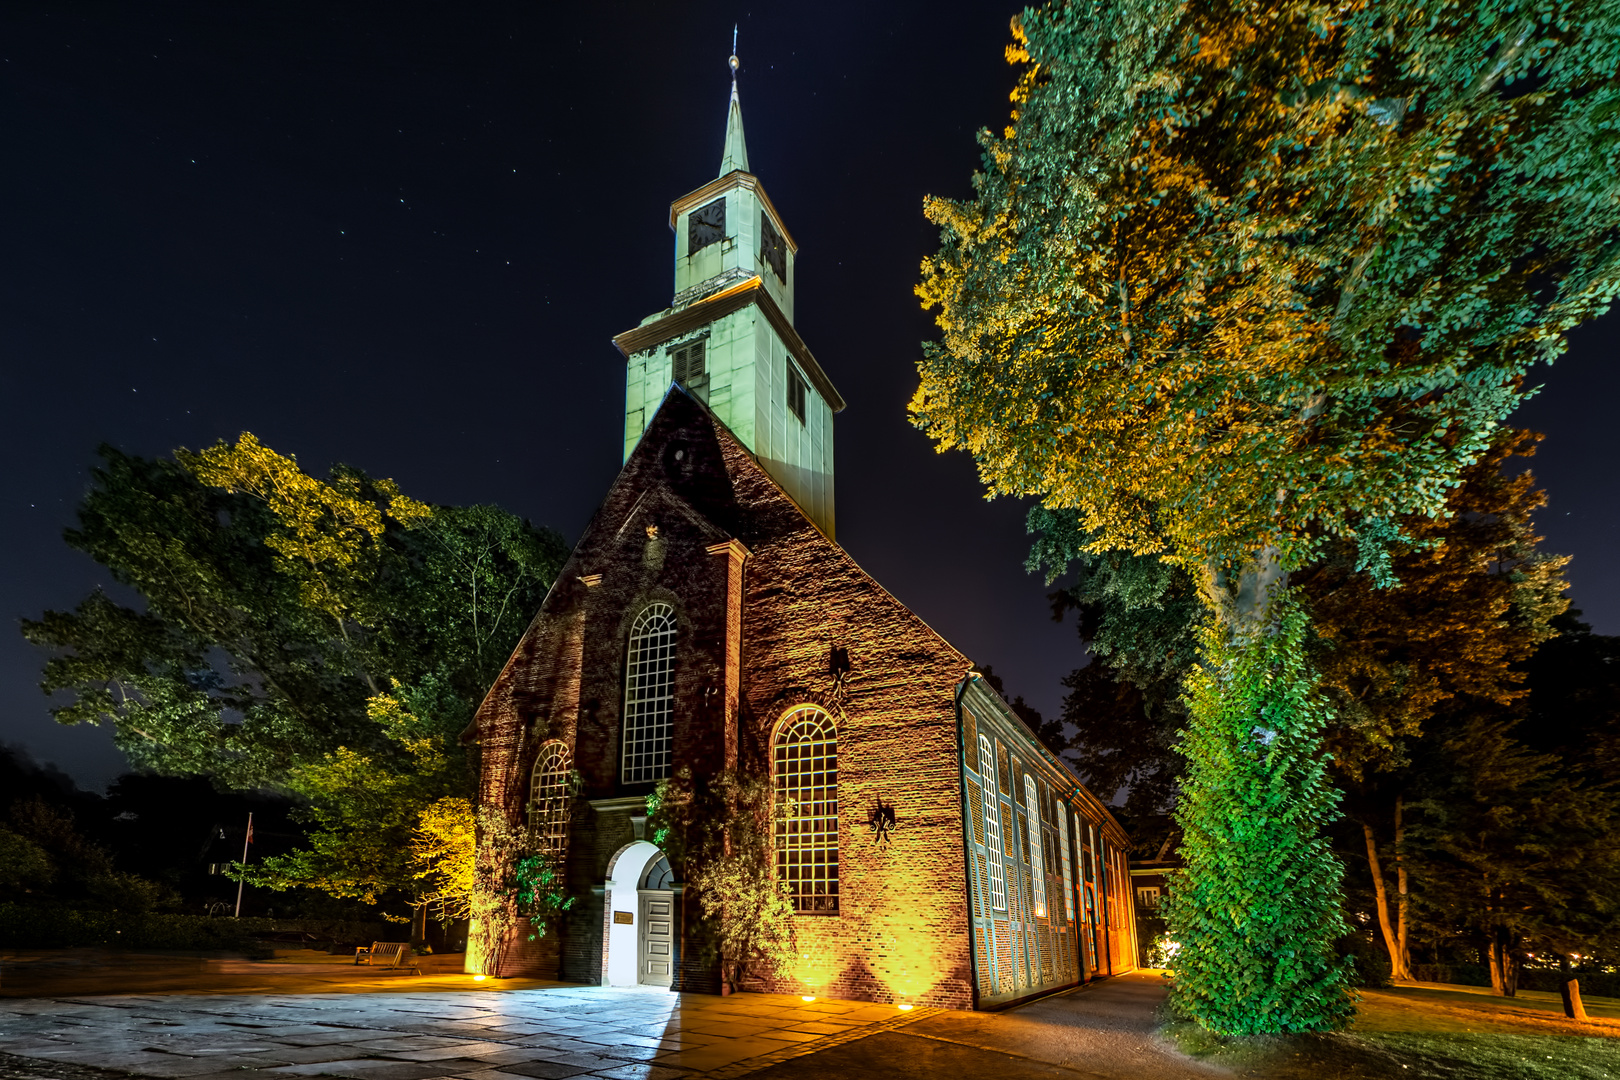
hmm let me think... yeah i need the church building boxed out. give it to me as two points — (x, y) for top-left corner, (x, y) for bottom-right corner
(467, 59), (1136, 1010)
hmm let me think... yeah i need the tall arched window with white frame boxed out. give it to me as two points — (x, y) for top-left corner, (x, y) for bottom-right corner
(979, 734), (1006, 910)
(1024, 774), (1047, 918)
(773, 706), (839, 913)
(1057, 806), (1075, 921)
(622, 602), (677, 783)
(528, 741), (572, 857)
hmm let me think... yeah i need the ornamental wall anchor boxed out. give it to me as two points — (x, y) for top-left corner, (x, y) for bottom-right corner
(870, 800), (897, 847)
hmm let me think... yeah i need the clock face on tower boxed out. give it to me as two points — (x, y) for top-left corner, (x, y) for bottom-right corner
(688, 197), (727, 252)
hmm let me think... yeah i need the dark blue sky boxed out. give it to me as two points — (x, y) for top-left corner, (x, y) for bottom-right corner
(3, 1), (1616, 790)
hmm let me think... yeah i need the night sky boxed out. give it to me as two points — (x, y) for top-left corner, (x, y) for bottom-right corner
(4, 2), (1616, 791)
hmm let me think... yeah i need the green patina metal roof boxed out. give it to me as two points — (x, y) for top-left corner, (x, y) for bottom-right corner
(720, 79), (749, 177)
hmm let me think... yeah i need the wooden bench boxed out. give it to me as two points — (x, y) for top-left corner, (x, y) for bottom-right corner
(354, 941), (420, 974)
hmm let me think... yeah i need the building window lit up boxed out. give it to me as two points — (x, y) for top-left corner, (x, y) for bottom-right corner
(622, 602), (677, 783)
(1024, 775), (1046, 918)
(528, 740), (572, 856)
(774, 705), (839, 913)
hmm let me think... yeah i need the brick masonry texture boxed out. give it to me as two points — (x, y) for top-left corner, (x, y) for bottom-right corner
(471, 389), (1125, 1009)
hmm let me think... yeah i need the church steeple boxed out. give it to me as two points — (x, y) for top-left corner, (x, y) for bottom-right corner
(720, 41), (749, 176)
(612, 42), (844, 538)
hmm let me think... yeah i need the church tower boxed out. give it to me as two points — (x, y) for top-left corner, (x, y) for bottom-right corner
(613, 48), (843, 538)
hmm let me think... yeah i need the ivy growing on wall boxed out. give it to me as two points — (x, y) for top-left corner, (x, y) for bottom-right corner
(647, 767), (796, 991)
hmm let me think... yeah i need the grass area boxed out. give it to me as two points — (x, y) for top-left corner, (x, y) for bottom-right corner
(1156, 976), (1620, 1079)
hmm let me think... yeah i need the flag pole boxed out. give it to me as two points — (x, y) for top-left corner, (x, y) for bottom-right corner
(234, 812), (253, 918)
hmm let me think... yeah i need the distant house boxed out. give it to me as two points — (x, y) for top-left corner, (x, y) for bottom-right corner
(1128, 823), (1182, 967)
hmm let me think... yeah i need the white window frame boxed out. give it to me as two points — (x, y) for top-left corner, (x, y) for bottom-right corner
(1057, 807), (1075, 921)
(1024, 775), (1047, 918)
(774, 706), (839, 913)
(528, 740), (572, 857)
(979, 734), (1006, 911)
(621, 602), (676, 783)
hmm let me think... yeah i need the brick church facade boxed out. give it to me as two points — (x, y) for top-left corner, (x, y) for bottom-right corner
(466, 64), (1136, 1010)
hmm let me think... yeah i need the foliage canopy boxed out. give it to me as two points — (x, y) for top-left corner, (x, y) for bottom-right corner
(915, 0), (1620, 574)
(24, 435), (567, 913)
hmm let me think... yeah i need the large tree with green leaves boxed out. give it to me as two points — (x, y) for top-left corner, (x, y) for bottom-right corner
(916, 0), (1619, 1034)
(1037, 428), (1577, 990)
(24, 435), (567, 916)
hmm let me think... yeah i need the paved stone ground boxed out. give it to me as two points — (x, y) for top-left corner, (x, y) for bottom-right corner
(0, 974), (1215, 1080)
(746, 973), (1227, 1080)
(0, 984), (930, 1080)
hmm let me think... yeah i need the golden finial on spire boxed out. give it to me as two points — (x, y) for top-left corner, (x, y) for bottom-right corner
(729, 25), (739, 86)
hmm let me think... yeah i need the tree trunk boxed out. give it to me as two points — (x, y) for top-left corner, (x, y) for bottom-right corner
(1203, 546), (1288, 634)
(1559, 955), (1589, 1021)
(1361, 819), (1412, 981)
(1488, 929), (1520, 997)
(1394, 797), (1410, 979)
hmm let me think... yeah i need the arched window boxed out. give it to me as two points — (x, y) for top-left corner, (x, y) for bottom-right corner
(642, 853), (674, 890)
(979, 735), (1006, 911)
(774, 706), (838, 913)
(1057, 807), (1075, 921)
(1024, 774), (1047, 918)
(528, 741), (572, 857)
(622, 602), (677, 783)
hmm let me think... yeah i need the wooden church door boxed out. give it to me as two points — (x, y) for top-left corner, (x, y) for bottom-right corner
(638, 853), (675, 987)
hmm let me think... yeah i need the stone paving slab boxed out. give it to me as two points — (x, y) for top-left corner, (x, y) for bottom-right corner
(0, 986), (932, 1080)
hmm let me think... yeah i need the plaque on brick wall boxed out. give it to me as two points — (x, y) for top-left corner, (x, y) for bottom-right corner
(613, 911), (634, 925)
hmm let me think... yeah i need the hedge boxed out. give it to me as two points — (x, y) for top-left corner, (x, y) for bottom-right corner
(0, 904), (389, 957)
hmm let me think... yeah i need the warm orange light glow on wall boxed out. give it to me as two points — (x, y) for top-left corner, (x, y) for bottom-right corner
(868, 911), (948, 1002)
(465, 917), (489, 976)
(793, 946), (835, 992)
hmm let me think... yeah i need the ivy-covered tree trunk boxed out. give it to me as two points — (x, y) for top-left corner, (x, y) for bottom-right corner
(1164, 593), (1354, 1034)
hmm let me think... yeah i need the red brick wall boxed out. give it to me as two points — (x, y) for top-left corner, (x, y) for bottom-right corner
(471, 391), (977, 1005)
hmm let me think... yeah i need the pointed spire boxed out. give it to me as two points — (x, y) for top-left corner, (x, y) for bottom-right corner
(720, 26), (749, 177)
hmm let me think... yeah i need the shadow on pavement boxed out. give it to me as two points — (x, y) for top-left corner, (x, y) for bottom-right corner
(746, 972), (1226, 1080)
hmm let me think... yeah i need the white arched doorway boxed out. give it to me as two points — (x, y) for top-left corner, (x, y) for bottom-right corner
(605, 841), (675, 987)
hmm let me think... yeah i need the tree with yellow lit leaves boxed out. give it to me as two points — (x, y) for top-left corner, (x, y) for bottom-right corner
(25, 435), (567, 921)
(917, 0), (1620, 1035)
